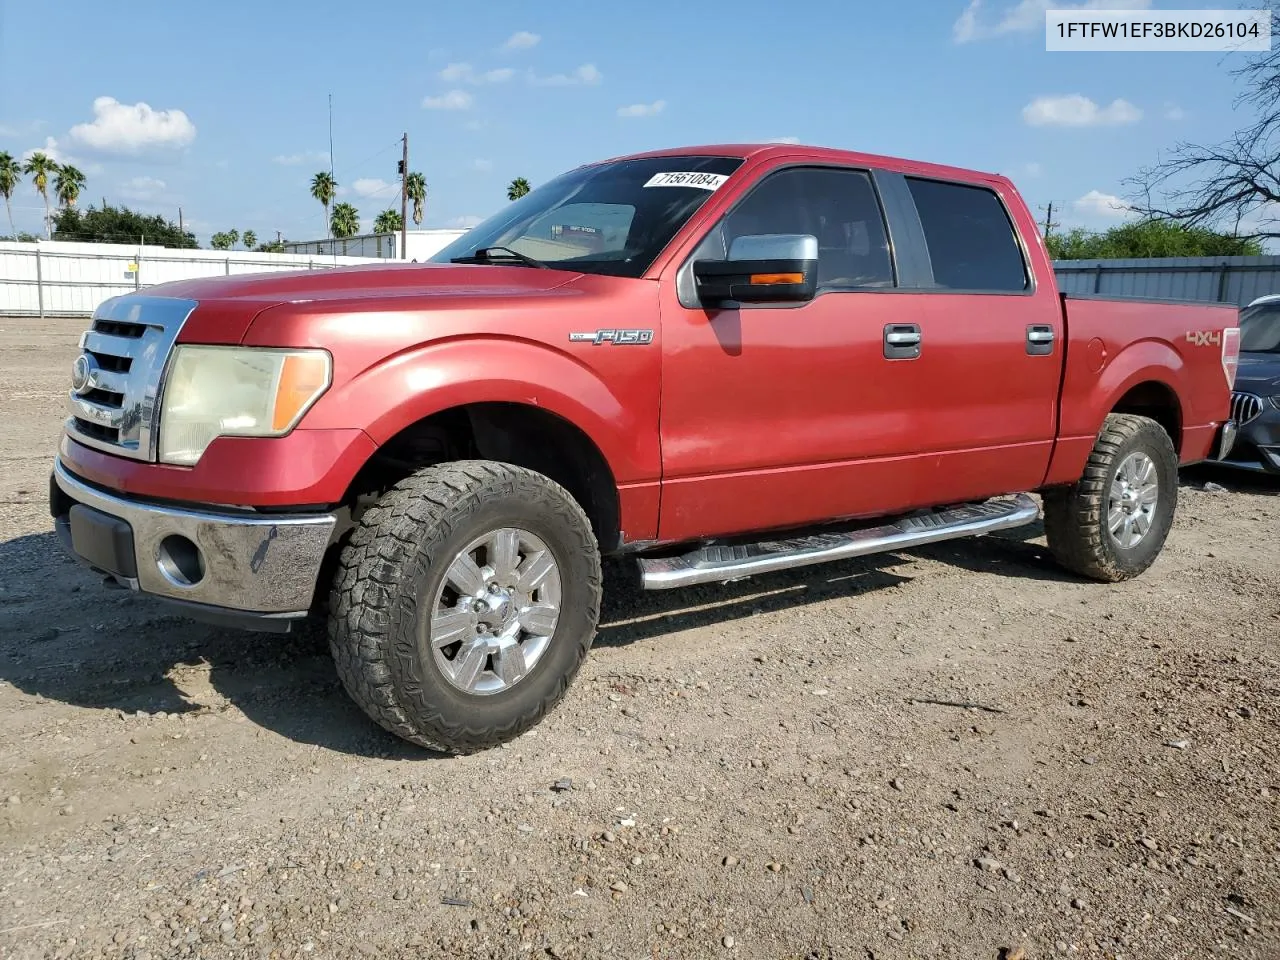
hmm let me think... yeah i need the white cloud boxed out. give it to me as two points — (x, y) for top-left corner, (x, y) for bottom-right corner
(955, 0), (1152, 43)
(464, 119), (487, 132)
(68, 96), (196, 154)
(529, 64), (602, 87)
(21, 136), (66, 163)
(1022, 94), (1141, 127)
(1023, 161), (1043, 177)
(472, 158), (494, 172)
(449, 215), (485, 228)
(352, 177), (398, 198)
(617, 100), (666, 118)
(440, 63), (515, 84)
(763, 136), (801, 144)
(119, 176), (167, 201)
(1073, 189), (1132, 219)
(20, 136), (103, 176)
(503, 31), (540, 50)
(1164, 102), (1186, 121)
(273, 150), (329, 166)
(423, 89), (474, 110)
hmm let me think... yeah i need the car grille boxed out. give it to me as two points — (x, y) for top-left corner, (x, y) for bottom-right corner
(1230, 391), (1265, 426)
(65, 296), (198, 461)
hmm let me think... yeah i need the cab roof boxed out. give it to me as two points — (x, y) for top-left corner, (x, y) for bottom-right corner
(595, 142), (1008, 188)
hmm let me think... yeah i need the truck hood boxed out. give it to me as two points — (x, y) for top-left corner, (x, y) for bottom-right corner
(161, 262), (583, 343)
(1236, 352), (1280, 391)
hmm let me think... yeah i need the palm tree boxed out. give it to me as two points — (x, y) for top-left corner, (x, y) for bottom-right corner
(227, 228), (240, 248)
(23, 152), (59, 239)
(507, 177), (531, 201)
(405, 172), (426, 226)
(311, 171), (337, 238)
(242, 229), (257, 250)
(0, 152), (21, 238)
(373, 208), (403, 234)
(331, 202), (360, 239)
(54, 164), (86, 209)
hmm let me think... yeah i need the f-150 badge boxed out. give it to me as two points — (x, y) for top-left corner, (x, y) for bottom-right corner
(569, 329), (654, 345)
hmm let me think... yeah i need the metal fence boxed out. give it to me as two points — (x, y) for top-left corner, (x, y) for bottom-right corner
(1053, 255), (1280, 307)
(0, 241), (378, 317)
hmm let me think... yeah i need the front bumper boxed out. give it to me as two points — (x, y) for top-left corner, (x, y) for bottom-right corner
(50, 458), (338, 631)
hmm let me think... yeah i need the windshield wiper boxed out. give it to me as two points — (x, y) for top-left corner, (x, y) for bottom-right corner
(449, 246), (550, 269)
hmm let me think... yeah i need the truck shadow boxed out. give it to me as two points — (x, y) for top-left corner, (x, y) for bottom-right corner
(0, 512), (1135, 758)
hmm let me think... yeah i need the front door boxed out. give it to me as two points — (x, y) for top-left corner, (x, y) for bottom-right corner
(657, 164), (932, 542)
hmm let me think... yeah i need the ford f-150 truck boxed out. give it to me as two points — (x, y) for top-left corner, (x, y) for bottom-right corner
(50, 143), (1242, 753)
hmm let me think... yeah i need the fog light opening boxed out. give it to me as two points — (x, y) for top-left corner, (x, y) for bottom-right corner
(157, 534), (205, 587)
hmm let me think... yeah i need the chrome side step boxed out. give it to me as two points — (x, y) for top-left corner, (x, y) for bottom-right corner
(637, 494), (1040, 590)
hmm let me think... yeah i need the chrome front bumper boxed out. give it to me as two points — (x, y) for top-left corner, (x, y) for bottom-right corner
(51, 458), (337, 629)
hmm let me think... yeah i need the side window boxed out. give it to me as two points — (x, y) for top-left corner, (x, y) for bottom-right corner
(905, 177), (1029, 292)
(696, 167), (894, 290)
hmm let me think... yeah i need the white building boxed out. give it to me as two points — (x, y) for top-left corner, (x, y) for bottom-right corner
(282, 228), (469, 261)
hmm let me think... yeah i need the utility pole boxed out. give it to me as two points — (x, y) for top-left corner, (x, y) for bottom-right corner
(400, 132), (409, 260)
(1041, 201), (1059, 238)
(178, 207), (183, 233)
(328, 93), (336, 241)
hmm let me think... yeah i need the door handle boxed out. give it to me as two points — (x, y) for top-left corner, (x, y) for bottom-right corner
(1026, 324), (1055, 356)
(884, 323), (921, 360)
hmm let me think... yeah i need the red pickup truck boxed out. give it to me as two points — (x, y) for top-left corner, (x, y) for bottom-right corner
(51, 143), (1242, 753)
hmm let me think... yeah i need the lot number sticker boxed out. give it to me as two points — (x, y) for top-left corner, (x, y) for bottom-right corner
(643, 171), (729, 190)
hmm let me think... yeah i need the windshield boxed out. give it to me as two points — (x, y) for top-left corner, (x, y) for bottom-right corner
(430, 155), (745, 278)
(1239, 301), (1280, 352)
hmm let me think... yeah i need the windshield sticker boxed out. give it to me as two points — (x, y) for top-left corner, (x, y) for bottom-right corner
(643, 171), (729, 190)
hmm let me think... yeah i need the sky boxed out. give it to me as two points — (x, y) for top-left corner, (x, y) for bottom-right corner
(0, 0), (1271, 246)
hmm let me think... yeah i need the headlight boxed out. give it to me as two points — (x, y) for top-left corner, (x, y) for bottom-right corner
(158, 346), (332, 465)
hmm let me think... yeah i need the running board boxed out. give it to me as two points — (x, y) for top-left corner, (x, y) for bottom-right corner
(637, 494), (1040, 590)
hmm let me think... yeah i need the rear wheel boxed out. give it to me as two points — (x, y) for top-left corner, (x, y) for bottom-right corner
(1043, 413), (1178, 582)
(327, 460), (602, 753)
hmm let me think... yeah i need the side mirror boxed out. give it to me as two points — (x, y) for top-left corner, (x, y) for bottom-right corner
(692, 233), (818, 306)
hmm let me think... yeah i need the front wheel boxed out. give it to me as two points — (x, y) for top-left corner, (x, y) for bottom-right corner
(1043, 413), (1178, 583)
(327, 461), (602, 753)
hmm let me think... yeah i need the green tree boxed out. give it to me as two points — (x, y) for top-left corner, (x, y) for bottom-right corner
(256, 239), (286, 253)
(242, 229), (257, 250)
(210, 231), (232, 250)
(373, 208), (403, 234)
(227, 228), (240, 248)
(1046, 219), (1264, 261)
(52, 204), (197, 247)
(405, 172), (426, 226)
(54, 164), (86, 208)
(22, 151), (58, 239)
(507, 177), (531, 201)
(330, 202), (360, 239)
(311, 171), (337, 238)
(0, 151), (21, 238)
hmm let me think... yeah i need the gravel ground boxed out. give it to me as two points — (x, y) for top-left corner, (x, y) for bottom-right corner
(1, 316), (1277, 960)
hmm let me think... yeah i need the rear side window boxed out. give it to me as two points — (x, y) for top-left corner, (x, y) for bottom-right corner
(905, 178), (1029, 292)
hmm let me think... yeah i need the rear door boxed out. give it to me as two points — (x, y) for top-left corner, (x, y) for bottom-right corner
(874, 172), (1064, 504)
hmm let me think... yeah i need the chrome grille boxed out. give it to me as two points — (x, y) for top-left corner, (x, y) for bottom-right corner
(1230, 391), (1265, 426)
(65, 295), (198, 461)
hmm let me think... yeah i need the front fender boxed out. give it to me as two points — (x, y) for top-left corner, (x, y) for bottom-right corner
(302, 335), (660, 485)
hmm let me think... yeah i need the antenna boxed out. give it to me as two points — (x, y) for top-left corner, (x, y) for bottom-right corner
(328, 93), (335, 184)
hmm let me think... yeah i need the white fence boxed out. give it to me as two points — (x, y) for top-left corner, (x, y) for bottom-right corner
(0, 240), (382, 317)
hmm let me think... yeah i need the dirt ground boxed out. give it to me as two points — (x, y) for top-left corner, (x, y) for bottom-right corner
(0, 316), (1277, 960)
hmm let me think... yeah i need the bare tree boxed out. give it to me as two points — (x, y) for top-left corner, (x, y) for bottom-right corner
(1126, 10), (1280, 241)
